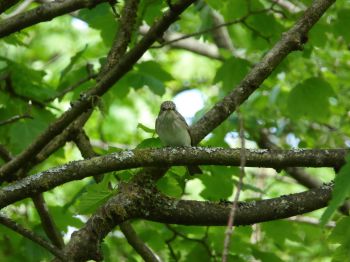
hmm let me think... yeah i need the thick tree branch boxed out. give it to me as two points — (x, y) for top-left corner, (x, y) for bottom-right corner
(0, 147), (346, 209)
(0, 213), (65, 260)
(73, 129), (160, 261)
(143, 184), (333, 226)
(59, 0), (335, 259)
(258, 129), (350, 215)
(0, 0), (197, 181)
(258, 129), (323, 188)
(98, 0), (140, 77)
(0, 0), (109, 38)
(0, 114), (91, 251)
(3, 111), (92, 183)
(190, 0), (336, 144)
(62, 180), (333, 260)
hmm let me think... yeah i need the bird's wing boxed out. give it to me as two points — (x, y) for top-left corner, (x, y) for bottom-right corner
(175, 110), (196, 145)
(175, 110), (189, 128)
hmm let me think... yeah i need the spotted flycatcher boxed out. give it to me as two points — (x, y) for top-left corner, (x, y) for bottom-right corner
(156, 101), (202, 175)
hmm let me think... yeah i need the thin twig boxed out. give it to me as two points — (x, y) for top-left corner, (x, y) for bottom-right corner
(153, 7), (270, 48)
(222, 108), (246, 262)
(44, 73), (98, 102)
(0, 0), (198, 181)
(32, 194), (64, 249)
(140, 25), (222, 60)
(120, 222), (160, 262)
(0, 213), (66, 260)
(165, 233), (178, 261)
(0, 145), (65, 249)
(0, 114), (33, 126)
(0, 144), (12, 162)
(165, 224), (214, 259)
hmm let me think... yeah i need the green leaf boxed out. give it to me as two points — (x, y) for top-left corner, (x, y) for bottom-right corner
(60, 45), (88, 81)
(76, 178), (115, 214)
(328, 217), (350, 243)
(321, 155), (350, 225)
(199, 166), (236, 200)
(4, 59), (58, 101)
(246, 13), (283, 40)
(137, 61), (173, 82)
(334, 9), (350, 42)
(223, 0), (248, 20)
(137, 123), (155, 133)
(185, 245), (210, 262)
(141, 0), (165, 25)
(78, 4), (118, 46)
(136, 138), (161, 148)
(214, 58), (251, 91)
(309, 22), (329, 47)
(113, 61), (173, 97)
(157, 174), (183, 198)
(328, 217), (350, 262)
(252, 248), (284, 262)
(48, 206), (83, 232)
(9, 108), (55, 154)
(57, 66), (93, 95)
(287, 77), (334, 121)
(262, 220), (300, 244)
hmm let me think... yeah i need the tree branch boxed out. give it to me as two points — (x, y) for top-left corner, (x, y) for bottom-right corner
(0, 0), (197, 181)
(120, 222), (161, 262)
(0, 146), (65, 250)
(73, 125), (160, 261)
(190, 0), (336, 144)
(0, 147), (346, 209)
(209, 9), (235, 53)
(0, 0), (109, 38)
(258, 129), (323, 188)
(0, 145), (13, 162)
(62, 180), (333, 261)
(2, 111), (92, 183)
(143, 183), (333, 226)
(140, 25), (223, 61)
(98, 0), (140, 78)
(258, 128), (350, 215)
(2, 0), (35, 18)
(0, 0), (20, 14)
(270, 0), (303, 13)
(0, 113), (33, 126)
(32, 194), (64, 249)
(57, 0), (336, 259)
(0, 213), (65, 260)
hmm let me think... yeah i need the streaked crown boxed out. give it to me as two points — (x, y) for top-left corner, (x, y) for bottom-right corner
(160, 101), (176, 111)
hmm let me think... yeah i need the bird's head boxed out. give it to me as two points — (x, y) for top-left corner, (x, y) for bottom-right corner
(160, 101), (176, 111)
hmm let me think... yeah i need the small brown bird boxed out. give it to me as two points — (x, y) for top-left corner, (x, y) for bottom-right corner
(155, 101), (202, 175)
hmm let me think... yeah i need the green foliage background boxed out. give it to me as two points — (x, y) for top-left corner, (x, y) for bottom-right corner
(1, 0), (350, 261)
